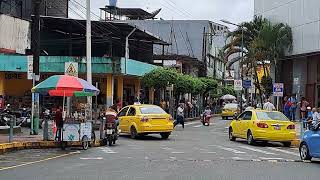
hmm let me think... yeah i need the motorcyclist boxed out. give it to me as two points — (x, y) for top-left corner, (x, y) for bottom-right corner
(203, 106), (212, 117)
(105, 107), (119, 132)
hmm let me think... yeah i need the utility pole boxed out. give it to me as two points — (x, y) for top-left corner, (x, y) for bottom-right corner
(31, 0), (42, 135)
(86, 0), (92, 120)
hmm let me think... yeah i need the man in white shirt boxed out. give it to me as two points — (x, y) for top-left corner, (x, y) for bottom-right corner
(312, 108), (320, 125)
(263, 99), (276, 111)
(174, 104), (185, 129)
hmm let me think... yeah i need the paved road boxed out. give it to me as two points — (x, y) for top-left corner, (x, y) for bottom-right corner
(0, 117), (319, 180)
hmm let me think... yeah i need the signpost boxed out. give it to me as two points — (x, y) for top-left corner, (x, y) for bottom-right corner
(273, 83), (284, 110)
(234, 80), (243, 91)
(27, 56), (33, 80)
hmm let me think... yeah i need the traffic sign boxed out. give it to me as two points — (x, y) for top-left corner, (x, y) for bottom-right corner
(243, 79), (252, 89)
(65, 62), (78, 77)
(234, 80), (243, 91)
(273, 83), (284, 97)
(249, 84), (255, 94)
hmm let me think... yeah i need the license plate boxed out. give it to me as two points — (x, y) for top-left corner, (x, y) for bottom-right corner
(106, 129), (113, 134)
(274, 126), (281, 130)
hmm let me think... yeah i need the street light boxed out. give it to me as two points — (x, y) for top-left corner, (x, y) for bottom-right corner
(221, 19), (245, 113)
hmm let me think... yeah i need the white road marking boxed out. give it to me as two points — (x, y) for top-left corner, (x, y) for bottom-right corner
(184, 121), (201, 126)
(216, 146), (246, 154)
(171, 152), (185, 154)
(232, 157), (244, 160)
(267, 147), (300, 157)
(259, 157), (284, 160)
(238, 146), (278, 155)
(99, 147), (117, 154)
(161, 147), (173, 151)
(80, 157), (103, 160)
(193, 124), (203, 128)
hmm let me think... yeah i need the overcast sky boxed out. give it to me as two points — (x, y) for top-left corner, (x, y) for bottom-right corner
(71, 0), (254, 27)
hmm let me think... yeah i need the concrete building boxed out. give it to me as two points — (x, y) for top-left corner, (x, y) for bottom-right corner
(0, 2), (168, 108)
(255, 0), (320, 106)
(123, 20), (229, 79)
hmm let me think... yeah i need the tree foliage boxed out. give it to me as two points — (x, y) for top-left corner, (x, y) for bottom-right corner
(142, 68), (178, 89)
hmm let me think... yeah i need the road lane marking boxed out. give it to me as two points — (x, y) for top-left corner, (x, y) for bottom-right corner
(99, 147), (117, 154)
(0, 151), (80, 171)
(216, 146), (246, 154)
(259, 157), (284, 160)
(171, 152), (184, 154)
(193, 125), (203, 128)
(184, 122), (201, 126)
(266, 147), (300, 157)
(80, 157), (103, 160)
(238, 146), (277, 155)
(161, 147), (173, 151)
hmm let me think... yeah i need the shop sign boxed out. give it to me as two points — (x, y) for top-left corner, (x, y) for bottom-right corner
(65, 62), (78, 77)
(27, 56), (33, 80)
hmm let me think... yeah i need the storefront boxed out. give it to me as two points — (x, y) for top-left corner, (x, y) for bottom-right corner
(0, 55), (157, 110)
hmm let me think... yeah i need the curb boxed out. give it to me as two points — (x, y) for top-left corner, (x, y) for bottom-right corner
(0, 140), (102, 155)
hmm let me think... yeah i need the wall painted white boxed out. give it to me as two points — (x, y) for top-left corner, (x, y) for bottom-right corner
(0, 15), (31, 54)
(255, 0), (320, 55)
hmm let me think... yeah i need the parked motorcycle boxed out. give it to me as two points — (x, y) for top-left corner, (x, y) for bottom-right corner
(0, 104), (15, 126)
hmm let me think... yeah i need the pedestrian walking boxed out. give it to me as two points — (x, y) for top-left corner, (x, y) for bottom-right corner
(174, 103), (184, 129)
(288, 94), (297, 121)
(263, 98), (276, 111)
(298, 97), (309, 119)
(283, 96), (292, 119)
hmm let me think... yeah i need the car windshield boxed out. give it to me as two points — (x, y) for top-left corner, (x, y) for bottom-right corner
(224, 103), (238, 109)
(256, 111), (289, 121)
(140, 106), (166, 114)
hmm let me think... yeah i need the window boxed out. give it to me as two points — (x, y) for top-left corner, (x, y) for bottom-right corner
(127, 107), (136, 116)
(237, 112), (245, 120)
(140, 106), (166, 114)
(243, 112), (252, 120)
(118, 107), (129, 117)
(256, 112), (288, 121)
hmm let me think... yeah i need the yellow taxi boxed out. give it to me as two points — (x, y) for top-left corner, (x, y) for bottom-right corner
(118, 104), (174, 139)
(221, 103), (239, 119)
(228, 110), (296, 147)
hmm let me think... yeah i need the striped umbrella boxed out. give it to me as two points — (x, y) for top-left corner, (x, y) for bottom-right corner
(31, 75), (100, 97)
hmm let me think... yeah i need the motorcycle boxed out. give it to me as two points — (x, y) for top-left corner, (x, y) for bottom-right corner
(102, 114), (119, 146)
(0, 104), (15, 126)
(202, 114), (211, 126)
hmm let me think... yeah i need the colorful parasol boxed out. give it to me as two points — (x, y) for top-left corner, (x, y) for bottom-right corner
(31, 75), (100, 97)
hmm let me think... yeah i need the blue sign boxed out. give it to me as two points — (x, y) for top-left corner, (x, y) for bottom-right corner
(273, 83), (284, 97)
(243, 80), (252, 89)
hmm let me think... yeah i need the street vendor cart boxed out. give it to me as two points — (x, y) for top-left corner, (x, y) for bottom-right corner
(31, 75), (100, 150)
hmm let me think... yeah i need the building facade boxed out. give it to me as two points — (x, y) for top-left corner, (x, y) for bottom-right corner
(255, 0), (320, 106)
(124, 20), (228, 79)
(0, 2), (167, 108)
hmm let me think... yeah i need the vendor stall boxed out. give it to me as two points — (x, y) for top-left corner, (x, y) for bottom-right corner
(31, 75), (100, 150)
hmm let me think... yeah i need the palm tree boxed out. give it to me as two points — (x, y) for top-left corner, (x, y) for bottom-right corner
(223, 15), (293, 104)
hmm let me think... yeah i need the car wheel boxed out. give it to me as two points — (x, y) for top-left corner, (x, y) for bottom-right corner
(229, 127), (236, 141)
(160, 132), (170, 139)
(283, 142), (291, 147)
(247, 130), (255, 145)
(300, 143), (312, 161)
(130, 126), (138, 139)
